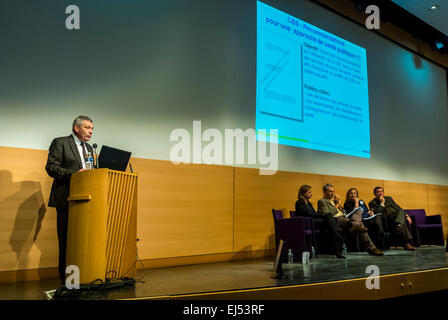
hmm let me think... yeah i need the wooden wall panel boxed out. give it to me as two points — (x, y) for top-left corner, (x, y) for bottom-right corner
(0, 146), (58, 273)
(427, 184), (448, 239)
(0, 145), (447, 279)
(131, 159), (234, 259)
(233, 168), (323, 252)
(383, 181), (429, 212)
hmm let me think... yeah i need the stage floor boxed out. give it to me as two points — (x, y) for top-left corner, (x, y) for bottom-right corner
(1, 246), (447, 300)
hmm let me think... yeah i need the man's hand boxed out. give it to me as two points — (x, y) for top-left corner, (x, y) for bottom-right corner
(379, 196), (385, 206)
(333, 195), (340, 205)
(406, 215), (412, 225)
(78, 169), (86, 172)
(368, 210), (374, 216)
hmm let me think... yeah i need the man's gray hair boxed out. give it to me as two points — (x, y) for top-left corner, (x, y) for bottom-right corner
(323, 183), (334, 192)
(72, 115), (93, 134)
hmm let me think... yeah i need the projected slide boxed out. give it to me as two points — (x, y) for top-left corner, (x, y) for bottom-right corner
(256, 1), (370, 158)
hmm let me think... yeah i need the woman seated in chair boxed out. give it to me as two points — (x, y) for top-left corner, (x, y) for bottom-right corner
(344, 187), (385, 250)
(295, 184), (345, 258)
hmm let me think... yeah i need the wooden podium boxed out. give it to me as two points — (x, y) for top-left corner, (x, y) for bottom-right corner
(66, 168), (137, 284)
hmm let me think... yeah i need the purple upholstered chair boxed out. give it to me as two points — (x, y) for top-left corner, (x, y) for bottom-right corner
(272, 209), (312, 263)
(289, 211), (320, 257)
(405, 209), (445, 247)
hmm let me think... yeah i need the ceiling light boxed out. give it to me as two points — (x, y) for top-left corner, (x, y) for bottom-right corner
(435, 41), (444, 50)
(429, 5), (439, 11)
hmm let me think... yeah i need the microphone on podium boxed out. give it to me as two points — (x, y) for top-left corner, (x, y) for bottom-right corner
(92, 143), (99, 168)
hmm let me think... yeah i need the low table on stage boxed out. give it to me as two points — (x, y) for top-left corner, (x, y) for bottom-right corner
(66, 168), (138, 284)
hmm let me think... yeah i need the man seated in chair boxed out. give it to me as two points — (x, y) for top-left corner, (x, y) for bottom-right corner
(368, 186), (415, 251)
(317, 184), (384, 257)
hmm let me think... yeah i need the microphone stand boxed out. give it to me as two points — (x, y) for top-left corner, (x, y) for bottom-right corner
(93, 143), (99, 169)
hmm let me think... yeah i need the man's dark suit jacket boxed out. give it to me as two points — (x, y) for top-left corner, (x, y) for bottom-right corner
(45, 135), (93, 209)
(368, 196), (403, 218)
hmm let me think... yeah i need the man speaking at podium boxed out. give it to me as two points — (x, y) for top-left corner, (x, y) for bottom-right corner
(45, 115), (94, 284)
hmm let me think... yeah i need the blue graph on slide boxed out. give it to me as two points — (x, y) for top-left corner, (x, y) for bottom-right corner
(258, 29), (303, 121)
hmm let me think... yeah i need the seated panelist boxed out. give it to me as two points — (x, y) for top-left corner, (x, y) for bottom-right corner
(344, 187), (385, 250)
(369, 186), (415, 251)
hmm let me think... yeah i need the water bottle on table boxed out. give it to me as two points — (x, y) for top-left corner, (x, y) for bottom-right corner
(287, 249), (294, 264)
(85, 152), (94, 170)
(302, 251), (310, 264)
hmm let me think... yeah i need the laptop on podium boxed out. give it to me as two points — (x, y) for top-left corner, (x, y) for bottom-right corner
(98, 145), (132, 172)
